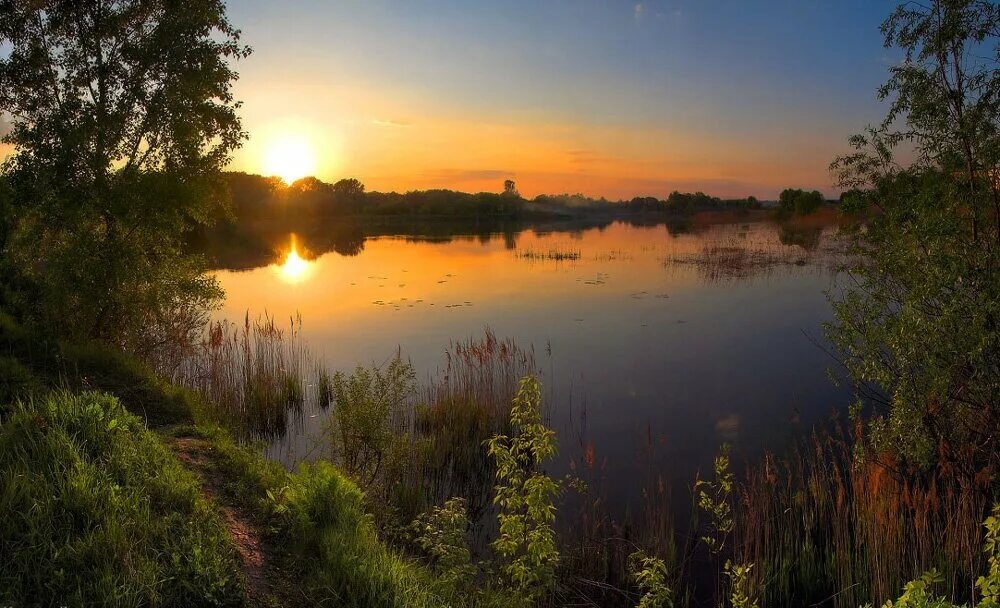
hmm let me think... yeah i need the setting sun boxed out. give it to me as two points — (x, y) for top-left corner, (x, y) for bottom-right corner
(263, 135), (317, 184)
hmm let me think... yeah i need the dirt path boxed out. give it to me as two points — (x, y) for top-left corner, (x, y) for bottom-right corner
(168, 437), (302, 608)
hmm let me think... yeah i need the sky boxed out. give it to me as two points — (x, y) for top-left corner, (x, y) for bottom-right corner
(5, 1), (902, 200)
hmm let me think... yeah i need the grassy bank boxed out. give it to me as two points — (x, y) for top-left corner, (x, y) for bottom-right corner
(0, 316), (479, 607)
(0, 391), (243, 606)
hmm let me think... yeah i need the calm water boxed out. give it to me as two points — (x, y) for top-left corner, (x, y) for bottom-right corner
(214, 215), (852, 512)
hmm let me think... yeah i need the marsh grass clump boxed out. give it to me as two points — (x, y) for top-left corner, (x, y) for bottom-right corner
(0, 391), (243, 606)
(317, 366), (334, 409)
(396, 330), (540, 525)
(172, 313), (310, 440)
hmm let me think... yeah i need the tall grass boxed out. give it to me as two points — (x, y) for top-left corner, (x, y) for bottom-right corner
(384, 329), (539, 540)
(171, 313), (308, 440)
(734, 425), (992, 608)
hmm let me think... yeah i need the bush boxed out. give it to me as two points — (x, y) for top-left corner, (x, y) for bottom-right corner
(0, 391), (243, 606)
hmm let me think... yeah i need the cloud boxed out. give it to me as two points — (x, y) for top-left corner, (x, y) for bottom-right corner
(634, 3), (645, 19)
(371, 118), (412, 128)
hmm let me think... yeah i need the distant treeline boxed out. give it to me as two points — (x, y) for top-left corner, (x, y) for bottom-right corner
(223, 172), (777, 224)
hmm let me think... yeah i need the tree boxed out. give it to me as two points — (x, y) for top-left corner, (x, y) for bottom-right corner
(0, 1), (250, 356)
(330, 178), (365, 212)
(829, 0), (1000, 474)
(778, 188), (823, 215)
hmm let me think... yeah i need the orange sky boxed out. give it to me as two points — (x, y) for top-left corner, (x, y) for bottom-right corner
(228, 80), (851, 200)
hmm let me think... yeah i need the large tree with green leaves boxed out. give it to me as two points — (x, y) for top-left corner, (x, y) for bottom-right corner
(0, 0), (249, 358)
(830, 0), (1000, 476)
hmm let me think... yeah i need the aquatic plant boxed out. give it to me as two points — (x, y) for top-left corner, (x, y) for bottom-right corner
(734, 427), (992, 607)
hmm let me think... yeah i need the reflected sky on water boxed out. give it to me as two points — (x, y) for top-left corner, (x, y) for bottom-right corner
(215, 216), (852, 511)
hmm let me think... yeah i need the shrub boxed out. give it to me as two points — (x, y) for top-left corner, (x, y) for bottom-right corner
(326, 356), (415, 483)
(411, 497), (476, 592)
(487, 375), (561, 603)
(628, 550), (674, 608)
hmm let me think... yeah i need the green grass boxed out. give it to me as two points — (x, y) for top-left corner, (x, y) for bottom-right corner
(0, 391), (243, 606)
(0, 312), (474, 607)
(168, 424), (495, 608)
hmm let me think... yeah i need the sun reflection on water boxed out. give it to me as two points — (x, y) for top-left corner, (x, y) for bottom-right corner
(277, 235), (312, 283)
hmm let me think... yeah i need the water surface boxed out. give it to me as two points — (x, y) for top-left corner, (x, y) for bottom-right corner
(215, 215), (852, 512)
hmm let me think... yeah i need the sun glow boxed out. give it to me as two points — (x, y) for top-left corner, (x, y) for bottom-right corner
(277, 235), (312, 283)
(263, 134), (318, 184)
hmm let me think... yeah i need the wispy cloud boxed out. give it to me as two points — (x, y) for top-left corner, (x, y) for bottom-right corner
(634, 3), (645, 19)
(565, 149), (614, 165)
(371, 118), (412, 128)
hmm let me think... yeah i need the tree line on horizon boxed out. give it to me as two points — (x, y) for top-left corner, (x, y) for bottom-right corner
(219, 171), (850, 224)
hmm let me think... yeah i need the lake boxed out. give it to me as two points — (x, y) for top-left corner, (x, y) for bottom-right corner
(212, 212), (853, 518)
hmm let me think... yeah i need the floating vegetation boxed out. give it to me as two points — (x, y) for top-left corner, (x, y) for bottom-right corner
(514, 247), (582, 261)
(578, 272), (609, 285)
(661, 233), (844, 283)
(593, 249), (634, 261)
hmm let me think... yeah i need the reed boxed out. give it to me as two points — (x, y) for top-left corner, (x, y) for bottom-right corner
(514, 248), (582, 262)
(384, 329), (540, 541)
(733, 425), (992, 608)
(170, 313), (310, 440)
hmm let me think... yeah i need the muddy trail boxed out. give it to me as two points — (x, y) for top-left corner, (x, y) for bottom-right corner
(168, 436), (306, 608)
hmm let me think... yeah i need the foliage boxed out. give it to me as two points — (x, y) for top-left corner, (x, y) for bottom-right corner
(696, 443), (735, 554)
(0, 311), (205, 426)
(0, 0), (249, 355)
(411, 497), (477, 592)
(828, 0), (1000, 473)
(724, 561), (758, 608)
(327, 356), (416, 484)
(778, 188), (825, 216)
(628, 550), (674, 608)
(487, 376), (561, 603)
(0, 391), (243, 606)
